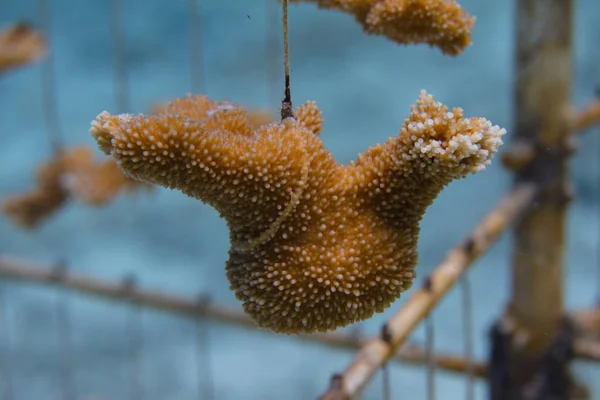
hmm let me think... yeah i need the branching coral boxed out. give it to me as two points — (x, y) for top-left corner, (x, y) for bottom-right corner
(288, 0), (475, 55)
(90, 91), (504, 334)
(2, 147), (148, 228)
(0, 22), (46, 74)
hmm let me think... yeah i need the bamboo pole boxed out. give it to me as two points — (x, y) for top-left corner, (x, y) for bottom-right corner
(573, 98), (600, 134)
(572, 308), (600, 335)
(508, 0), (572, 363)
(492, 305), (600, 363)
(502, 96), (598, 172)
(501, 98), (598, 171)
(554, 308), (600, 362)
(574, 337), (600, 363)
(317, 184), (537, 400)
(492, 0), (576, 397)
(0, 254), (484, 377)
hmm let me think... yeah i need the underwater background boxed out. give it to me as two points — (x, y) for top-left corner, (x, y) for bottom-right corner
(1, 0), (600, 398)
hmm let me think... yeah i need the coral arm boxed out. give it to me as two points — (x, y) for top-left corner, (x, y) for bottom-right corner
(90, 111), (313, 251)
(349, 91), (505, 229)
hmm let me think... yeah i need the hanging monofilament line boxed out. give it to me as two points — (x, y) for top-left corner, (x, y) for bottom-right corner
(38, 0), (63, 155)
(425, 314), (436, 400)
(124, 276), (144, 400)
(381, 363), (391, 400)
(195, 296), (214, 400)
(280, 0), (294, 120)
(110, 0), (131, 112)
(597, 91), (600, 305)
(461, 276), (474, 400)
(0, 285), (14, 400)
(597, 139), (600, 303)
(55, 284), (75, 400)
(265, 0), (279, 110)
(188, 0), (205, 94)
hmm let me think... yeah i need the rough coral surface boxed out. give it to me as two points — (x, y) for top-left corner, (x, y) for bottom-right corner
(289, 0), (475, 55)
(90, 91), (504, 334)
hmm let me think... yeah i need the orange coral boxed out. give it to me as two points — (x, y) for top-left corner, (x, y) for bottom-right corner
(2, 157), (68, 228)
(2, 147), (147, 228)
(151, 99), (276, 129)
(90, 91), (504, 333)
(61, 147), (148, 206)
(289, 0), (475, 55)
(0, 22), (46, 74)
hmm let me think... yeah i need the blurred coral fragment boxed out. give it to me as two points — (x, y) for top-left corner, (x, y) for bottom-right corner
(0, 22), (46, 74)
(2, 146), (149, 229)
(289, 0), (475, 55)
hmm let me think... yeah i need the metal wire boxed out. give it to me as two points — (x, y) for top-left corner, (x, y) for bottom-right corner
(37, 0), (63, 154)
(461, 276), (475, 400)
(188, 0), (205, 94)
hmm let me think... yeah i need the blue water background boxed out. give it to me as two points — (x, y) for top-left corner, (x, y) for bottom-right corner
(1, 0), (599, 398)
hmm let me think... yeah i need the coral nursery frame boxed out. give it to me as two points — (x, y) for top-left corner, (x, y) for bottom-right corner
(2, 0), (600, 399)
